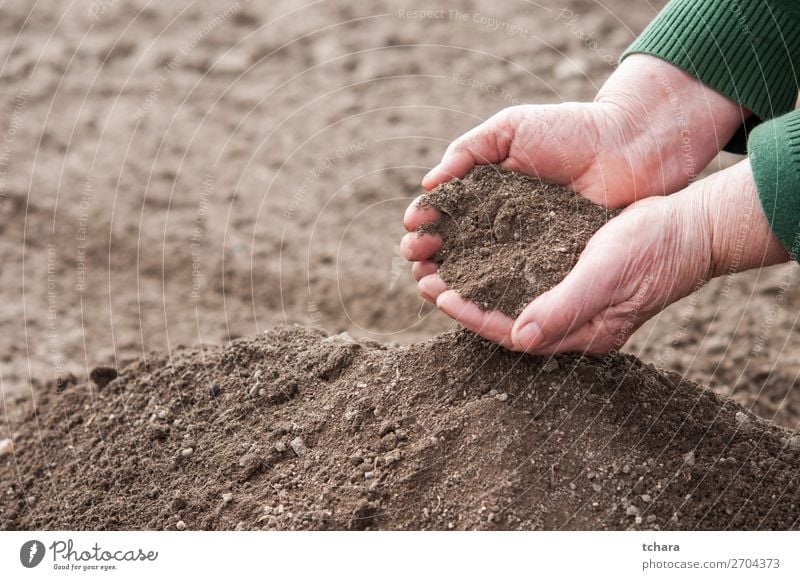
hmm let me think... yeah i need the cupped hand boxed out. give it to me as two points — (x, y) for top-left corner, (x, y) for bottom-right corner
(419, 54), (747, 208)
(404, 160), (788, 354)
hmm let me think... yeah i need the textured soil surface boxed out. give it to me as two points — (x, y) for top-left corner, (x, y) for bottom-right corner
(421, 166), (616, 317)
(3, 0), (800, 532)
(2, 326), (800, 531)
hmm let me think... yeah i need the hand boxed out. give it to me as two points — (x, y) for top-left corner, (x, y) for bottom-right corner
(406, 160), (789, 354)
(420, 54), (748, 208)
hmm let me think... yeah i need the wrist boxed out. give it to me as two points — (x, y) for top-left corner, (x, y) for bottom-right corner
(687, 160), (789, 279)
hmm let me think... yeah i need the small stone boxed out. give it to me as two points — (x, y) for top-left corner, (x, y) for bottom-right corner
(626, 505), (640, 517)
(0, 438), (13, 457)
(289, 437), (307, 457)
(180, 447), (194, 459)
(222, 493), (234, 505)
(683, 450), (696, 467)
(364, 471), (375, 479)
(384, 450), (402, 465)
(641, 494), (652, 503)
(176, 520), (186, 531)
(788, 437), (800, 450)
(542, 359), (559, 373)
(274, 442), (287, 453)
(495, 393), (509, 402)
(322, 332), (356, 344)
(344, 410), (357, 421)
(735, 411), (748, 424)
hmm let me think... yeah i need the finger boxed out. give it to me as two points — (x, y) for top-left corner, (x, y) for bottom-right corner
(404, 195), (442, 231)
(417, 273), (448, 303)
(412, 260), (439, 281)
(525, 317), (621, 356)
(510, 256), (617, 352)
(400, 232), (441, 261)
(422, 110), (516, 190)
(436, 290), (516, 349)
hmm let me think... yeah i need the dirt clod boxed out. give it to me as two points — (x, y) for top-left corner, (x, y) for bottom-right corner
(89, 367), (119, 389)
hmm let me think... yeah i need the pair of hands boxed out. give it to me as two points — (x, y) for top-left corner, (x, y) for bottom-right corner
(402, 55), (788, 354)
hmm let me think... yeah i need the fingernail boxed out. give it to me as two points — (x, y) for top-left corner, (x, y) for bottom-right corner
(515, 322), (543, 350)
(422, 167), (437, 184)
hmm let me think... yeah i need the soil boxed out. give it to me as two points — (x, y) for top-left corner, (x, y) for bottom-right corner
(3, 0), (800, 531)
(420, 166), (616, 317)
(3, 326), (799, 531)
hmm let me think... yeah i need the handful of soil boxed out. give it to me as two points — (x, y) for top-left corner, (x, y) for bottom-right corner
(420, 166), (618, 317)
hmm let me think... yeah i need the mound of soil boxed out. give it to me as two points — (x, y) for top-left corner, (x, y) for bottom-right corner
(2, 326), (799, 531)
(420, 166), (617, 317)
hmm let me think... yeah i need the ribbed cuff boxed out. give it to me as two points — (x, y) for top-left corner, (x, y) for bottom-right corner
(749, 110), (800, 259)
(622, 0), (800, 154)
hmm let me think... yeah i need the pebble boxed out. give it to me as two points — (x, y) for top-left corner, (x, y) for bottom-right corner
(180, 448), (194, 459)
(641, 494), (652, 503)
(274, 442), (287, 453)
(289, 437), (307, 457)
(0, 438), (14, 457)
(384, 450), (402, 465)
(322, 332), (356, 344)
(626, 506), (640, 517)
(364, 471), (375, 479)
(495, 393), (509, 402)
(222, 493), (234, 505)
(735, 411), (748, 424)
(344, 410), (357, 421)
(542, 359), (559, 374)
(682, 450), (696, 467)
(176, 520), (186, 531)
(788, 437), (800, 450)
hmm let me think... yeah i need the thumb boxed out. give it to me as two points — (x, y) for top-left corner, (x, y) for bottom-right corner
(510, 253), (617, 352)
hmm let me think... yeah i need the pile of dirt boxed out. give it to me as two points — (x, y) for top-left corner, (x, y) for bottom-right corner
(2, 326), (799, 531)
(420, 166), (617, 317)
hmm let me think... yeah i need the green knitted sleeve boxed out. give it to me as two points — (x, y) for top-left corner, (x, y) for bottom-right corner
(749, 110), (800, 257)
(622, 0), (800, 154)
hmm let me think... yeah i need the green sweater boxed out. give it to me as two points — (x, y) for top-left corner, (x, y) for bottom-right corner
(623, 0), (800, 258)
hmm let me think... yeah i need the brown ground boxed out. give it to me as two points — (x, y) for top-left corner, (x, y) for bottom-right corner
(3, 326), (800, 531)
(421, 166), (616, 317)
(2, 0), (800, 530)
